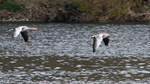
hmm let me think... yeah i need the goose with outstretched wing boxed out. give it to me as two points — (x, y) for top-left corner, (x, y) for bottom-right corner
(91, 33), (119, 52)
(8, 26), (38, 42)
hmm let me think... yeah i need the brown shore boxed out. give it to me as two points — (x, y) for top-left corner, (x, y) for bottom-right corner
(0, 0), (150, 23)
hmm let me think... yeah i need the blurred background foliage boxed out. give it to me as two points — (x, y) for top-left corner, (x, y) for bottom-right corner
(0, 0), (150, 22)
(0, 1), (23, 12)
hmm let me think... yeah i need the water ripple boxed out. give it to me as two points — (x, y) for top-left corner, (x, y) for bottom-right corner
(0, 23), (150, 83)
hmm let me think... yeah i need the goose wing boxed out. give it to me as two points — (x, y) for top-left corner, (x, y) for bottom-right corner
(103, 37), (109, 46)
(93, 37), (97, 52)
(13, 27), (22, 37)
(93, 37), (103, 52)
(21, 31), (28, 42)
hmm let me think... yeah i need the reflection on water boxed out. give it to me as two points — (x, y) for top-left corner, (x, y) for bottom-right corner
(0, 56), (150, 83)
(0, 23), (150, 83)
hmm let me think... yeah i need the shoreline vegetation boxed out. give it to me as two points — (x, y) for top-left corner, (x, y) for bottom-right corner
(0, 0), (150, 23)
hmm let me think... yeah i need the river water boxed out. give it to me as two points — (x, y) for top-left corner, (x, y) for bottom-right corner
(0, 23), (150, 84)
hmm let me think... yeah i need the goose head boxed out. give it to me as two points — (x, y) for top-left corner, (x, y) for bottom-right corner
(22, 26), (38, 31)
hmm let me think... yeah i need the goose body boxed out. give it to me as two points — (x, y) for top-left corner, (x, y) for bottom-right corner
(8, 26), (38, 42)
(91, 33), (119, 52)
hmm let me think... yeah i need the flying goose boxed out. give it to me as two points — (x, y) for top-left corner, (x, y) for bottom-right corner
(91, 33), (119, 52)
(8, 26), (38, 42)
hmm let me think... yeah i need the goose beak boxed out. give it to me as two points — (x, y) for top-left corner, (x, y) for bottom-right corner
(113, 34), (119, 36)
(30, 28), (38, 31)
(24, 27), (38, 31)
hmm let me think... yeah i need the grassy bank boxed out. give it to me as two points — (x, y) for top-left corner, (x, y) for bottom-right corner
(0, 0), (150, 23)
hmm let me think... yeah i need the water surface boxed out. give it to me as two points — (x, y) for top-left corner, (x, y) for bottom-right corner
(0, 23), (150, 83)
